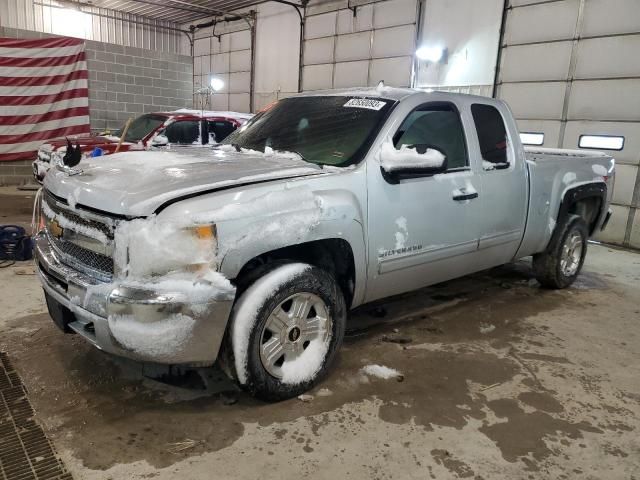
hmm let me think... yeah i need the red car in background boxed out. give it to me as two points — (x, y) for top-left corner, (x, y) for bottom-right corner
(33, 109), (253, 183)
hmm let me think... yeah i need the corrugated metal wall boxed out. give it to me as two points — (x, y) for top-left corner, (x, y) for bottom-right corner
(0, 0), (185, 53)
(496, 0), (640, 249)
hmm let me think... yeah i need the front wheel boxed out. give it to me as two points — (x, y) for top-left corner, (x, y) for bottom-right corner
(533, 214), (588, 289)
(226, 263), (346, 401)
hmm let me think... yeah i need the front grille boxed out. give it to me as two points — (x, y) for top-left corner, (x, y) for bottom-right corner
(44, 191), (114, 240)
(43, 190), (116, 280)
(50, 236), (114, 277)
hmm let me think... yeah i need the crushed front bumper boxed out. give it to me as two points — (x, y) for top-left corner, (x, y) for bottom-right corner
(34, 232), (234, 366)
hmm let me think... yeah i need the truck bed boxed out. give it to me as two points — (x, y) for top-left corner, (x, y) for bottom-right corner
(517, 146), (615, 259)
(524, 146), (611, 161)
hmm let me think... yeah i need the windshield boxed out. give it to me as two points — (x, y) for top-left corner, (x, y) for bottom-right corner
(122, 114), (166, 143)
(222, 96), (395, 166)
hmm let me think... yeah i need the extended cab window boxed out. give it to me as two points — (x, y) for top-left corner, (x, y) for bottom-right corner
(471, 104), (510, 169)
(164, 120), (200, 145)
(393, 104), (468, 170)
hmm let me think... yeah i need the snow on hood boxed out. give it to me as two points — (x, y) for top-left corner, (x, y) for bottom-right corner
(43, 147), (324, 217)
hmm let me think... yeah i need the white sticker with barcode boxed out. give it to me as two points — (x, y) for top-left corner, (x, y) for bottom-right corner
(343, 98), (386, 110)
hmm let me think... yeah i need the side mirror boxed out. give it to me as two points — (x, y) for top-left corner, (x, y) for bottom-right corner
(380, 143), (447, 183)
(151, 134), (169, 147)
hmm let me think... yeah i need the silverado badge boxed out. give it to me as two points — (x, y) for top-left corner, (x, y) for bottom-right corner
(49, 219), (64, 239)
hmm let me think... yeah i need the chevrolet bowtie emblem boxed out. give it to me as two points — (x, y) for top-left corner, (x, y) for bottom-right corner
(49, 219), (64, 239)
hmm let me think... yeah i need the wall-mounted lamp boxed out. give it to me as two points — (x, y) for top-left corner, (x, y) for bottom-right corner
(210, 77), (225, 92)
(416, 46), (447, 63)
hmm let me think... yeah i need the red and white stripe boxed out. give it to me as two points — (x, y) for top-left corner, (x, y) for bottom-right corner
(0, 37), (90, 162)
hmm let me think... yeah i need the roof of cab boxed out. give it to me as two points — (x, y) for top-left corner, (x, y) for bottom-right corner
(295, 86), (502, 104)
(296, 86), (416, 102)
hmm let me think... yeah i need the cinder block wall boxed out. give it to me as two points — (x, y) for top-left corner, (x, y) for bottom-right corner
(0, 27), (193, 185)
(85, 41), (193, 132)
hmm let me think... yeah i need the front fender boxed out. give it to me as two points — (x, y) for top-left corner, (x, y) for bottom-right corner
(217, 189), (367, 306)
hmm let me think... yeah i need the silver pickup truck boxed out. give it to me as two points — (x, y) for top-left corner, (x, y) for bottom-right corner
(34, 88), (615, 400)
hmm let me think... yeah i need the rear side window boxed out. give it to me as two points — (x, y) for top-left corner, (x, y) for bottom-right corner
(471, 104), (510, 169)
(393, 103), (468, 170)
(165, 120), (200, 145)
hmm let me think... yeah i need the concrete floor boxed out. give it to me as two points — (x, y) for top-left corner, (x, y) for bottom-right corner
(1, 189), (639, 479)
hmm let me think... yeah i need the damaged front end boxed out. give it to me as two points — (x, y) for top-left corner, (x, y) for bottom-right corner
(34, 190), (236, 366)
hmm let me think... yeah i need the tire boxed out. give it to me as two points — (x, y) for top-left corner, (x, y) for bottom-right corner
(225, 262), (346, 401)
(533, 214), (588, 289)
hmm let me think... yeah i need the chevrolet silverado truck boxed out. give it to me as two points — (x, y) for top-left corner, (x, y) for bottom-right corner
(34, 88), (614, 401)
(32, 109), (253, 183)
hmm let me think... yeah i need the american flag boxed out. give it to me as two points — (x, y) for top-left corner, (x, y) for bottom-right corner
(0, 36), (90, 162)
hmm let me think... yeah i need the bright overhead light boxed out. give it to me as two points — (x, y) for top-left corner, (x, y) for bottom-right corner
(416, 46), (444, 62)
(210, 77), (224, 92)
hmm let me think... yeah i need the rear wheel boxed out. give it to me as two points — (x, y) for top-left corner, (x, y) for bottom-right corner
(533, 214), (588, 289)
(226, 263), (346, 401)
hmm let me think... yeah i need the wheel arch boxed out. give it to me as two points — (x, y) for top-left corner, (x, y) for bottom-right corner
(555, 182), (607, 240)
(230, 238), (358, 309)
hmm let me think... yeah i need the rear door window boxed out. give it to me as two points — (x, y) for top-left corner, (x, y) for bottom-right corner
(471, 104), (510, 170)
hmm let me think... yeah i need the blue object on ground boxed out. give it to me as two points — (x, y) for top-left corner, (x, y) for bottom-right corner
(0, 225), (33, 261)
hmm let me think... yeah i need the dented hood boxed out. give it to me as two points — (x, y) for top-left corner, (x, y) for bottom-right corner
(43, 147), (324, 217)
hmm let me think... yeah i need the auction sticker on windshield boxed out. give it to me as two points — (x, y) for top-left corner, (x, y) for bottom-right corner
(343, 98), (387, 110)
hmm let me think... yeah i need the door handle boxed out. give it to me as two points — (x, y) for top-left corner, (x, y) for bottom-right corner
(452, 191), (479, 201)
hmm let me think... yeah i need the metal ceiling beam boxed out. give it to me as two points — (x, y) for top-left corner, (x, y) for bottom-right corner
(203, 0), (261, 10)
(129, 0), (247, 17)
(124, 0), (216, 16)
(143, 0), (225, 15)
